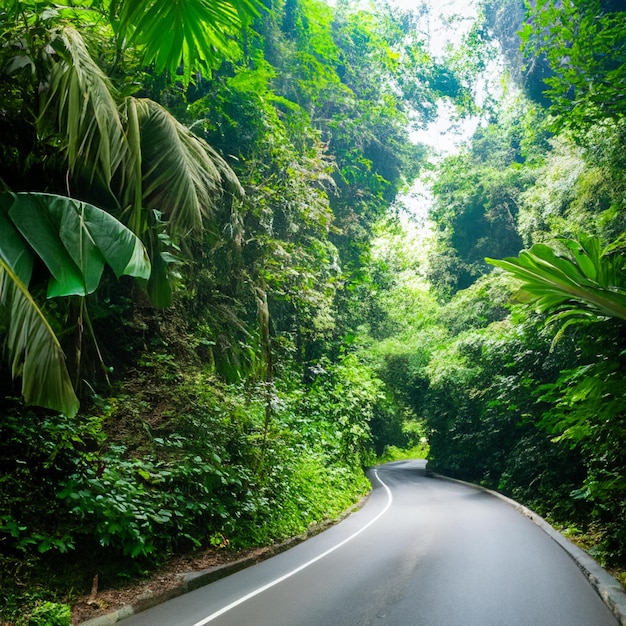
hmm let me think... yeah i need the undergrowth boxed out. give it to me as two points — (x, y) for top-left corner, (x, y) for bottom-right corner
(0, 344), (377, 624)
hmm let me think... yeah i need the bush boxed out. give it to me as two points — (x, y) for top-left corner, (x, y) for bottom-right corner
(28, 602), (71, 626)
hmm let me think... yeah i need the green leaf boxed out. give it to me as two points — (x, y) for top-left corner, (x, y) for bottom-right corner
(6, 192), (151, 297)
(8, 194), (85, 297)
(146, 249), (173, 308)
(137, 468), (151, 480)
(486, 234), (626, 324)
(109, 0), (260, 83)
(0, 260), (79, 417)
(517, 22), (533, 45)
(0, 195), (34, 285)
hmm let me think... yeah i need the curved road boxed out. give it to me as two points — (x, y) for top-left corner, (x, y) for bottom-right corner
(121, 460), (618, 626)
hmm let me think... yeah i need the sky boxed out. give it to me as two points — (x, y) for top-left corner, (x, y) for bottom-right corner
(387, 0), (483, 221)
(406, 0), (479, 154)
(418, 0), (477, 55)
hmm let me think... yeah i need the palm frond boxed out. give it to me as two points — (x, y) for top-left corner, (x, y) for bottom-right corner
(109, 0), (260, 82)
(118, 97), (145, 235)
(130, 98), (244, 236)
(0, 260), (79, 417)
(38, 26), (126, 187)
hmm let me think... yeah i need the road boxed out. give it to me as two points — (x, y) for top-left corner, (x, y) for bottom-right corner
(121, 460), (618, 626)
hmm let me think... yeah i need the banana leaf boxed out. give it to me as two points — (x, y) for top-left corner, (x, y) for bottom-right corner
(5, 192), (151, 297)
(0, 260), (79, 417)
(0, 191), (151, 415)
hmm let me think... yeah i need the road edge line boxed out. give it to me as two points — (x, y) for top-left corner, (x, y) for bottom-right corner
(191, 469), (393, 626)
(77, 478), (381, 626)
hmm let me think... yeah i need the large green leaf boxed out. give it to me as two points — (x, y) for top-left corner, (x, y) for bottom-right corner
(0, 260), (79, 417)
(0, 194), (34, 285)
(486, 235), (626, 323)
(8, 195), (85, 297)
(0, 192), (150, 413)
(5, 192), (151, 297)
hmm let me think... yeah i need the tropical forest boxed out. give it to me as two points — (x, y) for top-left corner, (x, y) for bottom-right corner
(1, 0), (625, 623)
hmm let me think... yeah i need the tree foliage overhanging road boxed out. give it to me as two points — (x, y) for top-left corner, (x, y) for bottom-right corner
(0, 0), (625, 622)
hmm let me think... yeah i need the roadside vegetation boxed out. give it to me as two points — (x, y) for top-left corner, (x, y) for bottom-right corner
(1, 0), (625, 623)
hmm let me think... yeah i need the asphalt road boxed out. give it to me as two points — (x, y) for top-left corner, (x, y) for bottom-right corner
(121, 460), (618, 626)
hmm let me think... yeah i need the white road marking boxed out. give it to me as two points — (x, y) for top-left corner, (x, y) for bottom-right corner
(192, 469), (393, 626)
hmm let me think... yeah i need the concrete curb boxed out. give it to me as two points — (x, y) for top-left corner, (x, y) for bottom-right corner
(430, 471), (626, 626)
(77, 553), (267, 626)
(76, 497), (369, 626)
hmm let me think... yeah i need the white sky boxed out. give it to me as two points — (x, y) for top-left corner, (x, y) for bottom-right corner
(418, 0), (477, 56)
(405, 0), (479, 153)
(387, 0), (484, 221)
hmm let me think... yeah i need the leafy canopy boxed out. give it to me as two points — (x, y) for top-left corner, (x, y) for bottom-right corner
(520, 0), (626, 132)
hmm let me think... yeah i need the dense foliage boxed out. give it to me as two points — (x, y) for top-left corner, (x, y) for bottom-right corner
(2, 0), (625, 622)
(366, 0), (626, 576)
(0, 0), (454, 622)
